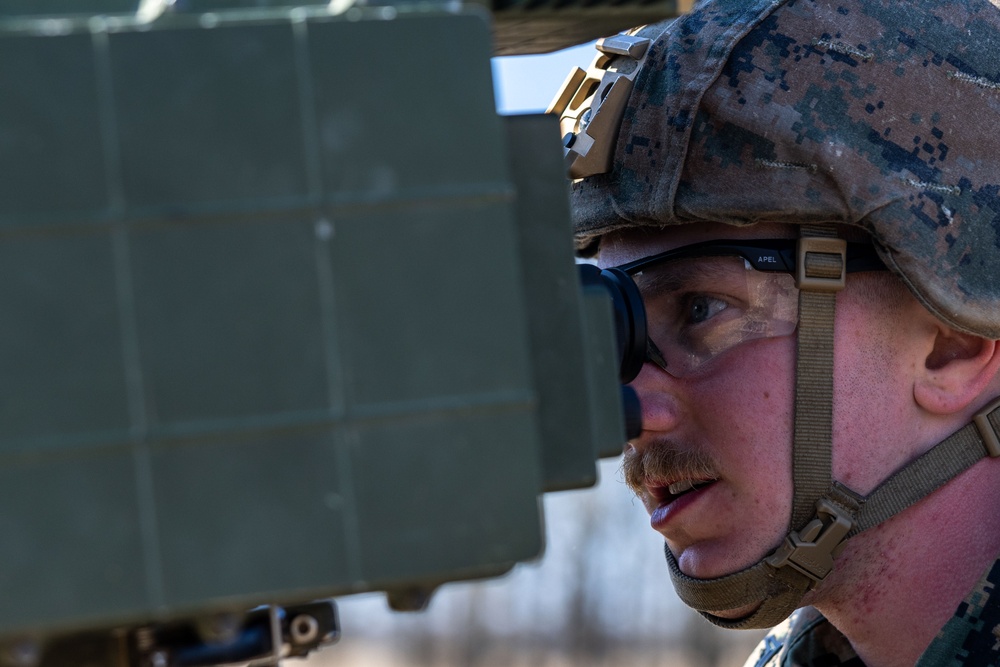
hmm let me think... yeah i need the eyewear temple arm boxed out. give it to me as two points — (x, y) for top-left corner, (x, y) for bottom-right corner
(614, 239), (887, 275)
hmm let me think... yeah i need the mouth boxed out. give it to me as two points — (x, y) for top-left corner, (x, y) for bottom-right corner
(647, 477), (718, 506)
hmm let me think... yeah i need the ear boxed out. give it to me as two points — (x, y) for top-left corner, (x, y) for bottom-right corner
(914, 326), (1000, 416)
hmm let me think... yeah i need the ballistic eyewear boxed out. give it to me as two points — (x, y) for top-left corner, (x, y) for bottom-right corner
(603, 238), (887, 380)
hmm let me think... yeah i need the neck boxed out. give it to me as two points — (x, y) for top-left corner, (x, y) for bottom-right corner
(807, 457), (1000, 667)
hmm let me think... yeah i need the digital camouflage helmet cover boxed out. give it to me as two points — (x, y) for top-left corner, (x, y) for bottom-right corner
(553, 0), (1000, 629)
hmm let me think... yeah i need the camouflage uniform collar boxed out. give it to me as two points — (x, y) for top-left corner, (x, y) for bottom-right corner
(916, 558), (1000, 666)
(746, 557), (1000, 666)
(744, 607), (861, 667)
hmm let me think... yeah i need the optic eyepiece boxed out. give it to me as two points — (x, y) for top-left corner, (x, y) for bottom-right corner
(577, 264), (648, 384)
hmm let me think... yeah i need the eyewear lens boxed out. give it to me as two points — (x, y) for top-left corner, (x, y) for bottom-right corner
(627, 255), (798, 377)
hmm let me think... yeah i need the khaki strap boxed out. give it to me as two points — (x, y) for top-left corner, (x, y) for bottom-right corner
(850, 396), (1000, 536)
(791, 227), (843, 530)
(791, 290), (837, 529)
(664, 546), (813, 629)
(678, 402), (1000, 629)
(663, 226), (850, 630)
(662, 227), (1000, 630)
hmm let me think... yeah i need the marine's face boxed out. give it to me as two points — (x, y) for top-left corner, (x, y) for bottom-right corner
(600, 222), (798, 584)
(600, 221), (922, 612)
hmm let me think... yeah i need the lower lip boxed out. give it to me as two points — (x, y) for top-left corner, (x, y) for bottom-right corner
(649, 482), (717, 529)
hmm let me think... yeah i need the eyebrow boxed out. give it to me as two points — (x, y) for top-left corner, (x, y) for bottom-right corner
(634, 257), (747, 295)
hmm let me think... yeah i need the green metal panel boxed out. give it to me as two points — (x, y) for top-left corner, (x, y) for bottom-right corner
(331, 204), (530, 406)
(151, 430), (350, 607)
(110, 24), (310, 212)
(506, 114), (598, 492)
(0, 8), (546, 639)
(0, 0), (638, 652)
(128, 218), (329, 430)
(0, 452), (146, 631)
(0, 33), (109, 224)
(306, 15), (506, 198)
(352, 410), (542, 584)
(580, 285), (627, 459)
(0, 234), (130, 450)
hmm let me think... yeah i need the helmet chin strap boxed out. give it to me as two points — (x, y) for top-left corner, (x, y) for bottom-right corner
(664, 226), (1000, 630)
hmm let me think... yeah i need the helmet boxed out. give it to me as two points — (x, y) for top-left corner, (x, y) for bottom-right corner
(559, 0), (1000, 338)
(551, 0), (1000, 629)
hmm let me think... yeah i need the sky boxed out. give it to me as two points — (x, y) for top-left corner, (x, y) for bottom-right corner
(491, 42), (597, 114)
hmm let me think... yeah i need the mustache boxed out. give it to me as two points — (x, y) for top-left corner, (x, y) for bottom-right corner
(621, 441), (719, 495)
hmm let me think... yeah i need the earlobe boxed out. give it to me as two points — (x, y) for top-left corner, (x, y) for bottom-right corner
(914, 328), (1000, 416)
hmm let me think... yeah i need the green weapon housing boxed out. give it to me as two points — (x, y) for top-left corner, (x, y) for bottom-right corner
(0, 0), (686, 664)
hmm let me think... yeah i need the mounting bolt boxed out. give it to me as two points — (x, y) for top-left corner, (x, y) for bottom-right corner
(290, 614), (320, 645)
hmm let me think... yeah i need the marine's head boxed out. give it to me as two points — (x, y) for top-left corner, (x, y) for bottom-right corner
(552, 0), (1000, 628)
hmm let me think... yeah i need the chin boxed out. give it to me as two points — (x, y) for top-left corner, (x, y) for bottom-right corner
(672, 535), (777, 580)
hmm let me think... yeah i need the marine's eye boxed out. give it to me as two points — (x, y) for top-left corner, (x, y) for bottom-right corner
(686, 295), (728, 325)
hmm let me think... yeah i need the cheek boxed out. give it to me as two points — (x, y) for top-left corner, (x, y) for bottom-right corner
(696, 335), (795, 435)
(692, 336), (796, 495)
(675, 337), (798, 570)
(832, 322), (915, 492)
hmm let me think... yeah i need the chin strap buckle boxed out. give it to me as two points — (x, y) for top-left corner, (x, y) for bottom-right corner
(766, 499), (853, 586)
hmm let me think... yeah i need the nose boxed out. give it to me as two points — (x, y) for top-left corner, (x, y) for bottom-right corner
(626, 361), (684, 450)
